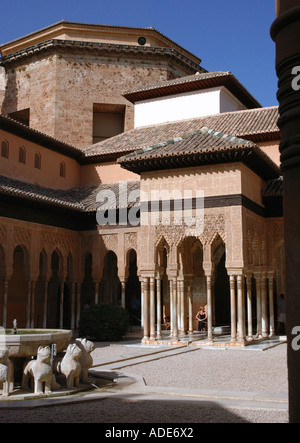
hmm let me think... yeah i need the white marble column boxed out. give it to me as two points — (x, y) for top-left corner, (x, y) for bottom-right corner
(246, 274), (253, 340)
(140, 278), (144, 329)
(206, 273), (213, 343)
(76, 282), (82, 329)
(59, 281), (64, 329)
(156, 276), (162, 340)
(229, 275), (237, 343)
(121, 280), (126, 309)
(179, 279), (186, 336)
(2, 280), (8, 329)
(43, 281), (48, 329)
(255, 274), (262, 338)
(71, 282), (76, 331)
(30, 281), (36, 328)
(188, 281), (193, 335)
(268, 274), (275, 337)
(172, 277), (178, 342)
(169, 278), (173, 336)
(142, 277), (150, 343)
(94, 281), (100, 305)
(261, 275), (269, 338)
(26, 281), (32, 328)
(150, 277), (156, 341)
(237, 275), (246, 344)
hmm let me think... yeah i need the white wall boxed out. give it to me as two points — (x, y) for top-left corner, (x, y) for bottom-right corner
(0, 67), (6, 91)
(220, 87), (247, 113)
(134, 86), (246, 128)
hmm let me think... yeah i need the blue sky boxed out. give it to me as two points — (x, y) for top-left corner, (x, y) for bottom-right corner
(0, 0), (277, 107)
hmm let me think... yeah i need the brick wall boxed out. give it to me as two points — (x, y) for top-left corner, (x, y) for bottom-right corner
(1, 47), (197, 148)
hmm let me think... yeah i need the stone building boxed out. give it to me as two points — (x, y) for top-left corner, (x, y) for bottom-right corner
(0, 21), (284, 346)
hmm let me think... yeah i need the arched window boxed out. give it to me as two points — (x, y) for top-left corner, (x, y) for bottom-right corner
(34, 152), (41, 169)
(59, 161), (66, 178)
(19, 146), (26, 164)
(1, 140), (9, 159)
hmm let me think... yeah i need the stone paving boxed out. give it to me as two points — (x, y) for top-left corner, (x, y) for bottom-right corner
(0, 331), (289, 423)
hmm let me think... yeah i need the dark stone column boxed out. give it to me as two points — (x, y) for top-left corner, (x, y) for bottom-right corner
(271, 0), (300, 423)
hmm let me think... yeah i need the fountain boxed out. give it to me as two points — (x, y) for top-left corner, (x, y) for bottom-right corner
(0, 321), (96, 399)
(12, 319), (17, 335)
(0, 327), (72, 358)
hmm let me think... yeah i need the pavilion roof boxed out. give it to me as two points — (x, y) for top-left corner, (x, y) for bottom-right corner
(118, 127), (281, 180)
(83, 106), (280, 164)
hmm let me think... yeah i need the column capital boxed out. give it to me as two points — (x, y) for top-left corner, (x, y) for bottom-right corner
(267, 270), (275, 279)
(253, 271), (263, 280)
(203, 261), (214, 276)
(140, 272), (156, 279)
(226, 268), (244, 277)
(245, 270), (254, 279)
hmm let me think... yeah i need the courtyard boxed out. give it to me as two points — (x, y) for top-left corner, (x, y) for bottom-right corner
(0, 336), (288, 423)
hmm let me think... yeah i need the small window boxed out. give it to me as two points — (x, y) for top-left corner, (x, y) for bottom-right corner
(93, 104), (125, 144)
(1, 140), (9, 159)
(59, 161), (66, 178)
(34, 152), (41, 169)
(19, 146), (26, 164)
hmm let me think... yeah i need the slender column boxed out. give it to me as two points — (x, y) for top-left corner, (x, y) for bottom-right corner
(237, 275), (246, 344)
(59, 281), (64, 329)
(43, 281), (48, 329)
(178, 279), (185, 336)
(30, 281), (36, 328)
(121, 280), (126, 309)
(140, 278), (144, 328)
(268, 275), (275, 337)
(26, 281), (32, 328)
(172, 277), (178, 342)
(76, 282), (81, 329)
(177, 280), (181, 333)
(182, 280), (186, 335)
(229, 275), (237, 343)
(206, 274), (213, 343)
(169, 278), (173, 336)
(71, 282), (76, 331)
(255, 275), (262, 338)
(150, 277), (156, 341)
(142, 277), (150, 343)
(156, 277), (162, 340)
(261, 275), (269, 338)
(94, 282), (100, 305)
(188, 281), (193, 335)
(2, 280), (8, 329)
(246, 275), (253, 340)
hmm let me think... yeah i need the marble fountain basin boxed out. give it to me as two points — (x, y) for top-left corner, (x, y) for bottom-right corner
(0, 329), (72, 358)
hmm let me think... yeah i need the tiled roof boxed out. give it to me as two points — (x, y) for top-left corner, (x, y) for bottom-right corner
(0, 175), (140, 212)
(0, 175), (84, 211)
(118, 127), (280, 180)
(123, 71), (261, 109)
(0, 114), (84, 160)
(82, 106), (280, 163)
(69, 181), (140, 211)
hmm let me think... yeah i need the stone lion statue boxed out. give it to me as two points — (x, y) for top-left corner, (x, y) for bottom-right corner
(60, 343), (82, 389)
(22, 346), (53, 395)
(75, 338), (95, 383)
(0, 347), (14, 397)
